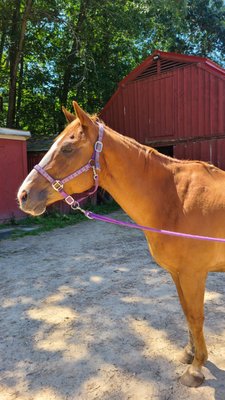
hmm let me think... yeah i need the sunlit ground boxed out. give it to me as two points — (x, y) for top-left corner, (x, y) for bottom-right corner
(1, 211), (225, 399)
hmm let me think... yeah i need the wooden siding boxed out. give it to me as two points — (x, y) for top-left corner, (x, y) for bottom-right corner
(101, 51), (225, 169)
(0, 138), (28, 220)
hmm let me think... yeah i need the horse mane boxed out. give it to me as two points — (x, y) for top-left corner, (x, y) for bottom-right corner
(55, 113), (219, 173)
(117, 132), (219, 172)
(99, 119), (220, 173)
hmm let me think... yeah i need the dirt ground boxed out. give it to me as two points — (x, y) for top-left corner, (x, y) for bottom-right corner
(1, 210), (225, 400)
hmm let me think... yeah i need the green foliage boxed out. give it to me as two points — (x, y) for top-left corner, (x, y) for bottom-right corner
(0, 0), (224, 134)
(1, 201), (120, 239)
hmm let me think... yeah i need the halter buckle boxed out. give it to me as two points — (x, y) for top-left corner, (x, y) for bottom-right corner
(52, 180), (63, 191)
(95, 141), (103, 153)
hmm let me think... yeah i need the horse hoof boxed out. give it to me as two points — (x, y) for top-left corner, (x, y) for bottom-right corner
(180, 349), (194, 364)
(180, 367), (205, 387)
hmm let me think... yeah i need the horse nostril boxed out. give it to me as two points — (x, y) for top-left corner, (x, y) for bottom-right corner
(20, 190), (28, 203)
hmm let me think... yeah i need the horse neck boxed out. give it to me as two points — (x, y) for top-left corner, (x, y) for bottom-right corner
(99, 126), (171, 224)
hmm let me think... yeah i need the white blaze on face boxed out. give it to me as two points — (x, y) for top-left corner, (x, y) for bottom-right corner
(18, 136), (61, 197)
(17, 168), (38, 198)
(39, 136), (61, 167)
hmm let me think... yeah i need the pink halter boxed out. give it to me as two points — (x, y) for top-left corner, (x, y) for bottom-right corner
(33, 123), (104, 210)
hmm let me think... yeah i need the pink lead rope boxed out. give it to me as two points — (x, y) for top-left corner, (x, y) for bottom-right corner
(84, 211), (225, 243)
(34, 123), (225, 243)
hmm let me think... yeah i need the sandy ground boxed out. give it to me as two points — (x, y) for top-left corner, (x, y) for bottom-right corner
(0, 210), (225, 400)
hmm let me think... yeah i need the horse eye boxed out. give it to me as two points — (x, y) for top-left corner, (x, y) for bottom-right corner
(70, 134), (75, 139)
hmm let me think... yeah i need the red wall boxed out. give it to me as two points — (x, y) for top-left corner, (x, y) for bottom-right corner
(101, 60), (225, 169)
(102, 64), (225, 141)
(174, 138), (225, 171)
(0, 138), (28, 221)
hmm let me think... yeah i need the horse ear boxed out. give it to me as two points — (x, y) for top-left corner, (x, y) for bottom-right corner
(73, 101), (93, 127)
(62, 106), (76, 123)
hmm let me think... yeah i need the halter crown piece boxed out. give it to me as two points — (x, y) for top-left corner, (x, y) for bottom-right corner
(34, 123), (104, 217)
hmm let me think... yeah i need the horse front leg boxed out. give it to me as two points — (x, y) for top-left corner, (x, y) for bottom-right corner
(171, 273), (195, 364)
(178, 271), (208, 387)
(182, 329), (195, 364)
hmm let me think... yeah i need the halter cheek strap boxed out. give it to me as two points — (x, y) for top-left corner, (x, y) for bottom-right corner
(33, 123), (104, 211)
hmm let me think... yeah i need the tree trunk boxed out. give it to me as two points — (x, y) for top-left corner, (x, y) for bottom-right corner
(0, 26), (7, 69)
(16, 55), (24, 128)
(7, 0), (32, 128)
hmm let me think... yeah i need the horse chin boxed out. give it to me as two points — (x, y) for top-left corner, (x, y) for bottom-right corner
(22, 204), (46, 217)
(30, 206), (46, 216)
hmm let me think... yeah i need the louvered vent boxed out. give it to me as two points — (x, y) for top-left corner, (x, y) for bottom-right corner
(134, 58), (192, 81)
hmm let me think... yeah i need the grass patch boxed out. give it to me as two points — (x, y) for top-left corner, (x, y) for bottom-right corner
(0, 201), (120, 239)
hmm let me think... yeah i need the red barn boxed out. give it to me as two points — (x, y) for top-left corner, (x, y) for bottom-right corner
(101, 50), (225, 168)
(0, 128), (30, 221)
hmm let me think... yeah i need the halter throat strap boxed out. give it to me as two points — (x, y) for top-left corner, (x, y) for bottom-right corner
(33, 123), (104, 209)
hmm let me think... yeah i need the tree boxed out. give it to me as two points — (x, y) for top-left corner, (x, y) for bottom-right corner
(7, 0), (33, 128)
(0, 0), (224, 135)
(184, 0), (225, 60)
(60, 0), (91, 107)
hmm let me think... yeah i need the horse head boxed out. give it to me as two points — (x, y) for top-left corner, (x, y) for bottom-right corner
(17, 102), (100, 215)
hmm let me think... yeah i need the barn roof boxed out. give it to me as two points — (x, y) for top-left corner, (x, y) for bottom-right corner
(120, 50), (225, 86)
(27, 135), (56, 152)
(0, 127), (31, 140)
(101, 50), (225, 116)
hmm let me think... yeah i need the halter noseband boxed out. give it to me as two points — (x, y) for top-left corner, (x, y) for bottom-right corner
(33, 123), (104, 214)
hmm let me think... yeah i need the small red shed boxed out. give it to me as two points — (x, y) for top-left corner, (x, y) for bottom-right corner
(0, 128), (30, 221)
(101, 50), (225, 168)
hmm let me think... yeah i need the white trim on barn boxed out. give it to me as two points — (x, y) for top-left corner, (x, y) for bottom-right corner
(0, 127), (31, 141)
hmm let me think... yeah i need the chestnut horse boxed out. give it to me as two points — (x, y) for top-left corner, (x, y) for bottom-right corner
(18, 102), (225, 387)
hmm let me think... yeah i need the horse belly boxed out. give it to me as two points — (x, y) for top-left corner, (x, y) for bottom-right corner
(147, 234), (225, 274)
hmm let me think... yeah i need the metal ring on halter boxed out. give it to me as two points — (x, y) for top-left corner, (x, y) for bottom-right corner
(71, 201), (81, 210)
(95, 141), (103, 152)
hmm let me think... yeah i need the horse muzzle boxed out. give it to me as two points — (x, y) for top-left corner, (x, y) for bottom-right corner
(17, 171), (48, 216)
(18, 188), (46, 216)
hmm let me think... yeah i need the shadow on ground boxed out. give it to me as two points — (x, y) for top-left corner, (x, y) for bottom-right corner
(0, 211), (225, 399)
